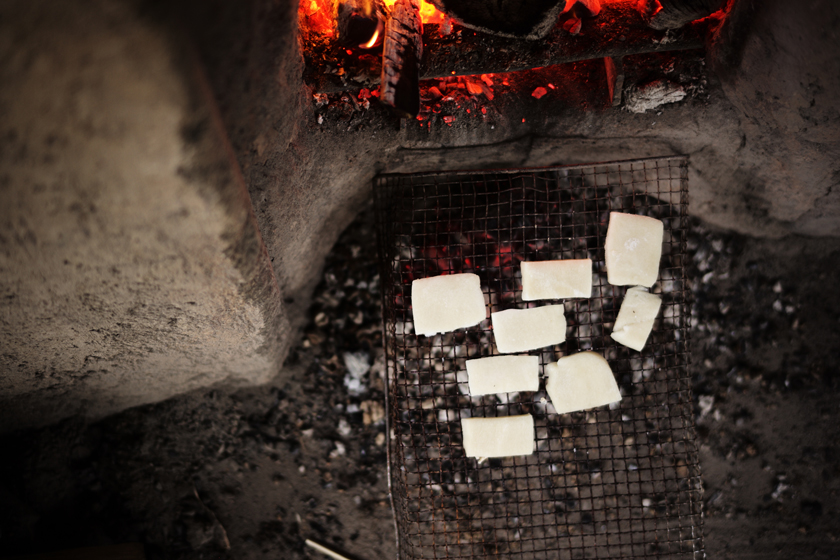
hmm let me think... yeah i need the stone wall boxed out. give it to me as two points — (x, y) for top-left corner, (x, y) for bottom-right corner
(0, 0), (290, 432)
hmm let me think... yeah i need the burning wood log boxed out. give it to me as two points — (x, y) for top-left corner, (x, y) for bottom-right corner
(380, 0), (423, 118)
(638, 0), (725, 30)
(337, 0), (388, 48)
(427, 0), (565, 39)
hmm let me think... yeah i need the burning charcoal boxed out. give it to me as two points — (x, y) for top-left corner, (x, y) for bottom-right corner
(563, 0), (601, 18)
(562, 16), (582, 35)
(559, 0), (604, 35)
(464, 79), (483, 95)
(604, 56), (624, 106)
(531, 86), (548, 99)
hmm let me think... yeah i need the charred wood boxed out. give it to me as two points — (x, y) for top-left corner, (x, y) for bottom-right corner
(380, 0), (423, 117)
(419, 2), (705, 83)
(427, 0), (565, 40)
(561, 0), (602, 36)
(639, 0), (725, 30)
(307, 3), (708, 93)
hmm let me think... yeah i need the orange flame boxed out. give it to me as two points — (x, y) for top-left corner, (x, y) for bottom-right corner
(361, 28), (380, 48)
(300, 0), (337, 37)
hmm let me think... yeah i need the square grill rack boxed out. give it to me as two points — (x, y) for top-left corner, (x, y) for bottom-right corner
(374, 157), (703, 560)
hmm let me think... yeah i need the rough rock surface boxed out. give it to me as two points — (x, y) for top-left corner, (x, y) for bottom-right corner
(0, 0), (290, 431)
(709, 0), (840, 237)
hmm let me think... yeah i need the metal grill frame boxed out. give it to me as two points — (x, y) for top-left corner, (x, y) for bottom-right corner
(374, 157), (703, 560)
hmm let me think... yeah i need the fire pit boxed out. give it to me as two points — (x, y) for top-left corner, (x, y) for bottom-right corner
(374, 157), (702, 559)
(301, 0), (719, 116)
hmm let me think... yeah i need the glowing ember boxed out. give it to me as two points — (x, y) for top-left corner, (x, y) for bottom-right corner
(300, 0), (337, 37)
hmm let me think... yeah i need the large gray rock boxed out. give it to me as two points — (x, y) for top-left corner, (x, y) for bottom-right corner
(0, 0), (290, 432)
(709, 0), (840, 236)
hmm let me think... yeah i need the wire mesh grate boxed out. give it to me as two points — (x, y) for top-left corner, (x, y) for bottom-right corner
(374, 157), (703, 560)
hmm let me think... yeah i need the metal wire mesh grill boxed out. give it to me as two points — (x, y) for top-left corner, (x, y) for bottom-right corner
(374, 157), (703, 560)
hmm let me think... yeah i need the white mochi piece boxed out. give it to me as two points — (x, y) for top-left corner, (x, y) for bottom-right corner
(466, 355), (540, 396)
(605, 212), (664, 287)
(411, 273), (486, 336)
(460, 414), (535, 458)
(521, 259), (593, 300)
(491, 305), (566, 353)
(610, 287), (662, 351)
(545, 352), (622, 414)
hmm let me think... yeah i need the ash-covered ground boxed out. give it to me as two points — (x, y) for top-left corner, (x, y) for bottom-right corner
(0, 205), (839, 560)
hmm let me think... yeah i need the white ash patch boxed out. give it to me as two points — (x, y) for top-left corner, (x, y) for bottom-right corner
(625, 80), (686, 114)
(343, 351), (370, 396)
